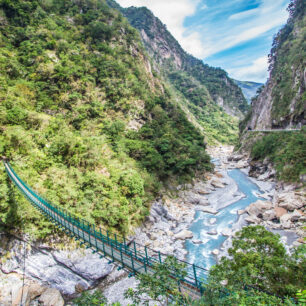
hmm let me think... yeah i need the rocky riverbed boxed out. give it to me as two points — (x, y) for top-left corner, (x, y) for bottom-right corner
(0, 145), (305, 305)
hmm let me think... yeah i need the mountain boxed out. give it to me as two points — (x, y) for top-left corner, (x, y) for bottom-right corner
(241, 0), (305, 131)
(234, 80), (263, 104)
(107, 1), (249, 144)
(239, 0), (305, 182)
(0, 0), (212, 237)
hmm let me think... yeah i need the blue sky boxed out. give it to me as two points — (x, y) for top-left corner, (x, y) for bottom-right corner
(116, 0), (291, 82)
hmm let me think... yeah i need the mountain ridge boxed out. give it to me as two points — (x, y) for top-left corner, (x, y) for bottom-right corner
(234, 80), (263, 104)
(107, 0), (249, 144)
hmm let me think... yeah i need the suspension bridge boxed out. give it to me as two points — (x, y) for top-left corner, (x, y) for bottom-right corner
(3, 160), (207, 298)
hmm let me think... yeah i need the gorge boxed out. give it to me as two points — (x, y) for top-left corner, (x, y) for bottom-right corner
(0, 0), (305, 305)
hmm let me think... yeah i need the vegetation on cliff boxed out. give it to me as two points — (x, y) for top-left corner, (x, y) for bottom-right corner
(0, 0), (211, 237)
(239, 0), (305, 182)
(250, 128), (306, 182)
(107, 1), (249, 144)
(268, 0), (305, 126)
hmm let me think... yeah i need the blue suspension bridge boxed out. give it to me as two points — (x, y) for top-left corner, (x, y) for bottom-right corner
(3, 160), (207, 298)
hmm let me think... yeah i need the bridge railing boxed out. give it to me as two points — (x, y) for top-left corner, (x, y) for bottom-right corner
(4, 161), (207, 291)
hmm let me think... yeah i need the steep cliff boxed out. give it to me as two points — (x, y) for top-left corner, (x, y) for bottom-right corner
(107, 0), (249, 144)
(243, 0), (305, 130)
(238, 0), (306, 183)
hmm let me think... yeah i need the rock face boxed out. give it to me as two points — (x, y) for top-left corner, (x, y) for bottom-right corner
(39, 288), (64, 306)
(242, 1), (305, 130)
(118, 5), (248, 119)
(0, 234), (115, 296)
(0, 272), (64, 306)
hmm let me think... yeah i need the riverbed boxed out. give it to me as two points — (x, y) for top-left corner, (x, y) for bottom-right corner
(185, 168), (267, 276)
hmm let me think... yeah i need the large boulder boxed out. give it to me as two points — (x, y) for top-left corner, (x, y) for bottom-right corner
(210, 179), (225, 189)
(262, 209), (276, 221)
(275, 207), (287, 218)
(174, 230), (193, 240)
(38, 288), (64, 306)
(246, 200), (272, 217)
(198, 207), (218, 214)
(184, 191), (208, 206)
(276, 192), (305, 211)
(245, 215), (261, 224)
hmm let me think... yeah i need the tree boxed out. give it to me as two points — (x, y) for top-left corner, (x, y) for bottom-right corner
(73, 289), (108, 306)
(124, 256), (189, 305)
(208, 226), (306, 297)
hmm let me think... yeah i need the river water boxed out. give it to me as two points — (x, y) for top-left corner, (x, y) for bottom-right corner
(185, 168), (265, 278)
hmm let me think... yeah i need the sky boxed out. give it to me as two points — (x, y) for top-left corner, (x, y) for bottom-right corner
(116, 0), (291, 83)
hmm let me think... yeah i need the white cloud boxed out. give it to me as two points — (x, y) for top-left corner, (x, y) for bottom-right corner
(116, 0), (206, 57)
(116, 0), (290, 82)
(228, 8), (258, 20)
(228, 56), (269, 82)
(200, 0), (289, 58)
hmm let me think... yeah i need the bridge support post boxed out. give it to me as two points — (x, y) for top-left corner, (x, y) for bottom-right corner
(193, 264), (198, 288)
(114, 234), (118, 249)
(145, 246), (149, 265)
(133, 241), (137, 258)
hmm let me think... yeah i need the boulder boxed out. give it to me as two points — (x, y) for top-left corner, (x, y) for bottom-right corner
(262, 209), (276, 221)
(212, 249), (219, 255)
(164, 246), (175, 255)
(275, 207), (287, 218)
(237, 209), (245, 215)
(290, 210), (302, 222)
(228, 154), (244, 162)
(280, 213), (293, 224)
(211, 179), (225, 189)
(207, 229), (217, 235)
(277, 193), (305, 211)
(221, 228), (232, 237)
(12, 285), (29, 306)
(245, 215), (261, 224)
(184, 192), (203, 204)
(174, 230), (193, 240)
(198, 207), (218, 214)
(215, 172), (224, 178)
(209, 218), (217, 225)
(192, 239), (202, 244)
(28, 283), (46, 300)
(38, 288), (64, 306)
(246, 200), (272, 217)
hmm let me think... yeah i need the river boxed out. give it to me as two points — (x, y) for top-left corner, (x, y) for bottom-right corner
(185, 167), (267, 278)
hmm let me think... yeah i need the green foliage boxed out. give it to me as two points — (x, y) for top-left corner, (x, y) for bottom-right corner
(168, 71), (240, 145)
(124, 256), (189, 305)
(208, 226), (306, 298)
(194, 284), (295, 306)
(268, 0), (305, 125)
(121, 5), (249, 145)
(0, 0), (211, 238)
(73, 289), (108, 306)
(296, 289), (306, 304)
(250, 129), (306, 181)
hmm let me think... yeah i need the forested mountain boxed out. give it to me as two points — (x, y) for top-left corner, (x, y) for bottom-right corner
(0, 0), (212, 237)
(242, 0), (305, 130)
(107, 0), (249, 144)
(234, 80), (263, 104)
